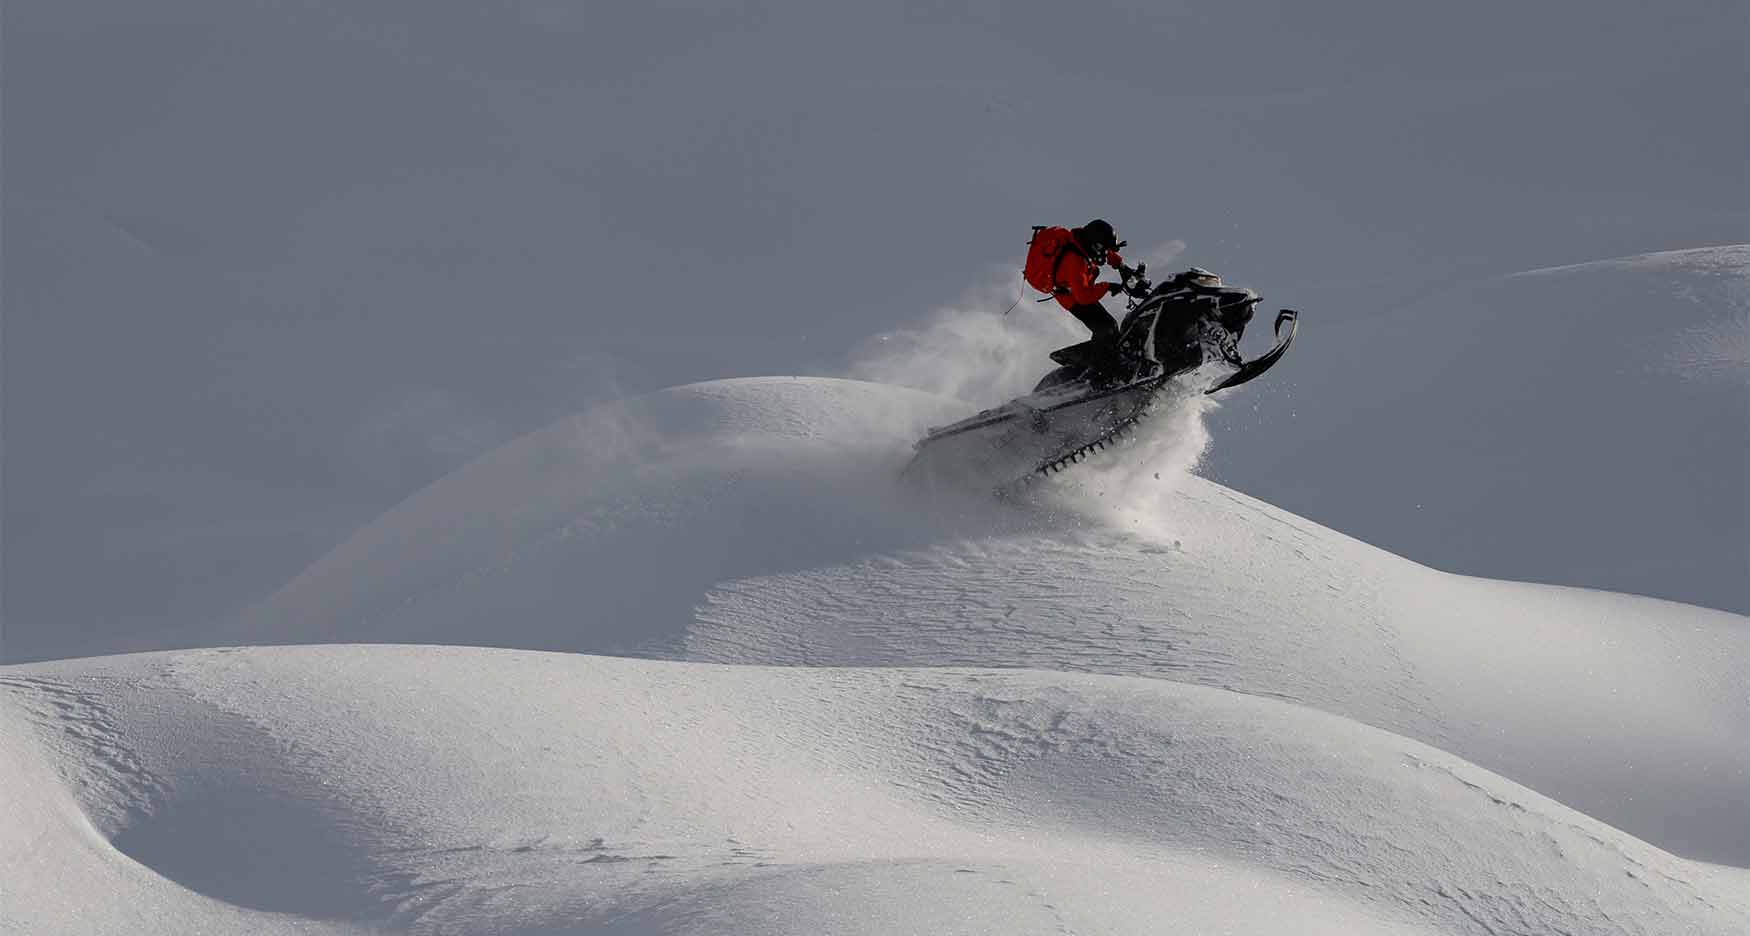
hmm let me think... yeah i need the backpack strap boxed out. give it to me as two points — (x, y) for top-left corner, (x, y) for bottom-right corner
(1049, 232), (1088, 296)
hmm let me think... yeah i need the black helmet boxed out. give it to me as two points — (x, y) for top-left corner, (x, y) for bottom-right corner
(1078, 218), (1119, 251)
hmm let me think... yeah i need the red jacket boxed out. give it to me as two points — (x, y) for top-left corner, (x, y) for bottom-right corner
(1051, 245), (1122, 310)
(1031, 228), (1123, 310)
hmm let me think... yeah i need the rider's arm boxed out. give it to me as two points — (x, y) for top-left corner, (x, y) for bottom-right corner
(1104, 252), (1132, 296)
(1060, 259), (1114, 306)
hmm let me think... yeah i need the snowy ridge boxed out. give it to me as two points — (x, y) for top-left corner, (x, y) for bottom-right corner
(1507, 244), (1750, 279)
(5, 374), (1749, 934)
(1207, 244), (1749, 615)
(227, 375), (1749, 866)
(6, 647), (1748, 935)
(1511, 245), (1750, 384)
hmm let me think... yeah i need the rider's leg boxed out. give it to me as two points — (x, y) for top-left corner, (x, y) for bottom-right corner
(1068, 302), (1118, 341)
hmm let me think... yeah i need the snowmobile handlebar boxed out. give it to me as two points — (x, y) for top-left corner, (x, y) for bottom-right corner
(1116, 261), (1152, 303)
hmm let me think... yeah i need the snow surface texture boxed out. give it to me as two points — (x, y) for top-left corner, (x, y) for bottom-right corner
(7, 647), (1747, 936)
(5, 374), (1748, 934)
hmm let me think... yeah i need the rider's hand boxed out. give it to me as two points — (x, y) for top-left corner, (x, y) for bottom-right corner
(1108, 282), (1127, 297)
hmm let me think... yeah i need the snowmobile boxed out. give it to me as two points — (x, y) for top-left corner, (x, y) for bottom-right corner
(906, 265), (1298, 491)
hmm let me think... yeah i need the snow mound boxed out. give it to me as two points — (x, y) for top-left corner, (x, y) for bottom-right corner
(6, 373), (1750, 933)
(6, 646), (1748, 935)
(226, 375), (1750, 866)
(0, 679), (351, 935)
(233, 377), (973, 653)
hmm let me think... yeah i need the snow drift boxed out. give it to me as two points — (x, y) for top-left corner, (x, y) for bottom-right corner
(6, 373), (1748, 934)
(6, 647), (1748, 935)
(220, 375), (1750, 866)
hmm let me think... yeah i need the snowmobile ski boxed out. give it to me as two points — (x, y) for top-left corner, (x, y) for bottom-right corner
(1206, 309), (1297, 394)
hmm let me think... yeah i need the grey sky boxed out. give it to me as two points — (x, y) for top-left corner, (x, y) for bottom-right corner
(4, 0), (1746, 659)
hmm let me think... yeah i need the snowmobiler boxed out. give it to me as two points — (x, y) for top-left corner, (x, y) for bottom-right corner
(1023, 219), (1129, 342)
(907, 264), (1298, 492)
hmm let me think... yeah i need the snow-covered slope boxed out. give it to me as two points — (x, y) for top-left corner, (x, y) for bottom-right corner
(228, 375), (1750, 866)
(6, 647), (1748, 935)
(0, 687), (353, 935)
(6, 375), (1747, 934)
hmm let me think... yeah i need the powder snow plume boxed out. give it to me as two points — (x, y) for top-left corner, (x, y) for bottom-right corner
(845, 246), (1219, 526)
(847, 276), (1082, 407)
(1031, 384), (1220, 539)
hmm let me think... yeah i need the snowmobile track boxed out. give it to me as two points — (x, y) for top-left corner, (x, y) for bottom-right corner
(995, 386), (1164, 496)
